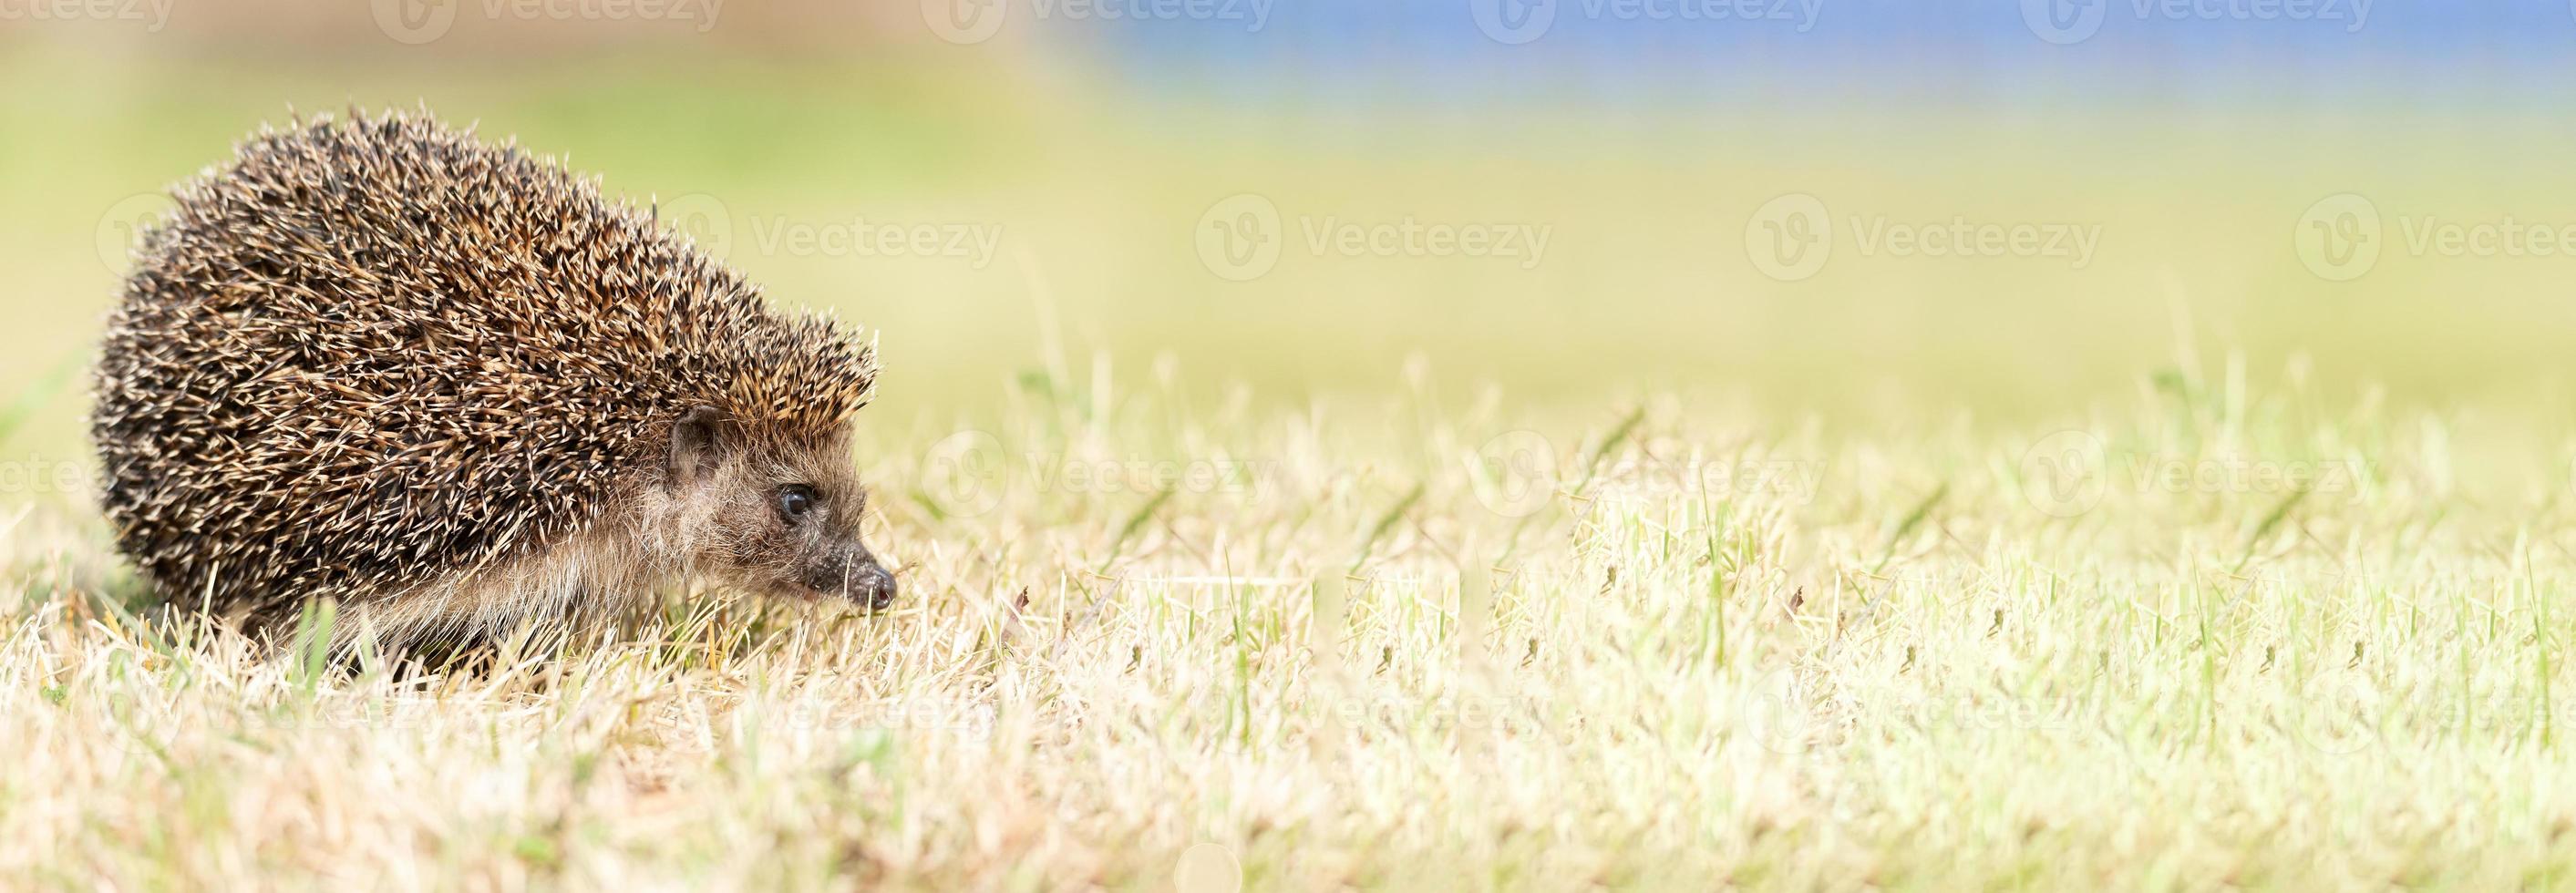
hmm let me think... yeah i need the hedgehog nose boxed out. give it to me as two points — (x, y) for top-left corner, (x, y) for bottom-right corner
(852, 565), (897, 611)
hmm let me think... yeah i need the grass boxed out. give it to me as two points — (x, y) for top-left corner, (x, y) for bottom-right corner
(15, 37), (2576, 893)
(8, 351), (2576, 891)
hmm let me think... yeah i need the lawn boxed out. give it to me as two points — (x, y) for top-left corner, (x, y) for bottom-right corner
(9, 357), (2576, 888)
(9, 39), (2576, 893)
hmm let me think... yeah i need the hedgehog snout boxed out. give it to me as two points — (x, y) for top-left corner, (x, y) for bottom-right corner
(807, 549), (898, 611)
(851, 564), (898, 611)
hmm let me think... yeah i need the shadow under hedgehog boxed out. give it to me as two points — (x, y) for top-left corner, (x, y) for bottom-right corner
(91, 108), (896, 652)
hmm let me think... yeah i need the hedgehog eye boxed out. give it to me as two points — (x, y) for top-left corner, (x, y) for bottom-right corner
(776, 485), (819, 522)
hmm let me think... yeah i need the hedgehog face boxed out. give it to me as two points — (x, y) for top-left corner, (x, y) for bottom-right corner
(664, 406), (897, 611)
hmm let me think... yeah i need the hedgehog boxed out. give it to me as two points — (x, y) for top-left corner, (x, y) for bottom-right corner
(92, 108), (896, 650)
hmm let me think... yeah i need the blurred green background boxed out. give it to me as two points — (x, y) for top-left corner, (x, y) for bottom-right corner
(7, 2), (2576, 490)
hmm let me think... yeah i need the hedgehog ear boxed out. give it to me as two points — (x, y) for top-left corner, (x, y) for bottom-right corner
(668, 405), (728, 482)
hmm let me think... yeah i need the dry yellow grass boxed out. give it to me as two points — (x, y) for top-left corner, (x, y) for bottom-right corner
(6, 354), (2576, 891)
(12, 21), (2576, 891)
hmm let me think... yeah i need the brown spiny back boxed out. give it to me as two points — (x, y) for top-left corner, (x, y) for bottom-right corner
(92, 108), (879, 623)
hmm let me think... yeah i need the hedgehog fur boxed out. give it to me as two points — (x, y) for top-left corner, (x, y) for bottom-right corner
(93, 108), (894, 647)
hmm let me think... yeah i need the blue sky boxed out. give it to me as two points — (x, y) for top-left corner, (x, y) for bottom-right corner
(1053, 1), (2576, 110)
